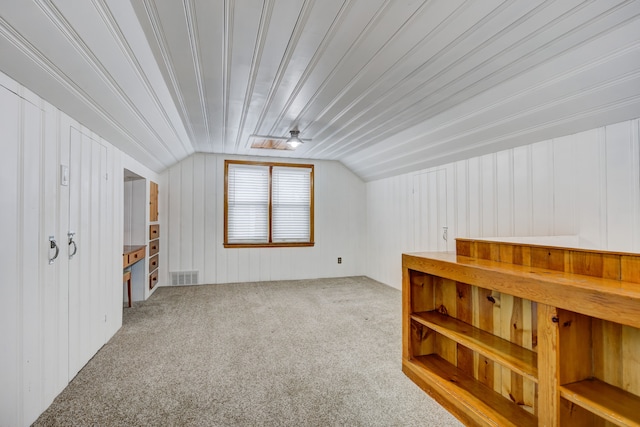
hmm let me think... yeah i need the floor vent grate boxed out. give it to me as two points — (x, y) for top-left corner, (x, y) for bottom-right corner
(170, 271), (199, 286)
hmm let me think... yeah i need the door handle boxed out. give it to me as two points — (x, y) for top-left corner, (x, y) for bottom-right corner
(49, 236), (59, 264)
(68, 231), (77, 259)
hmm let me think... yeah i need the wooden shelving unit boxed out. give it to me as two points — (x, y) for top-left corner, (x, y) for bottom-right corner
(403, 239), (640, 427)
(148, 181), (159, 290)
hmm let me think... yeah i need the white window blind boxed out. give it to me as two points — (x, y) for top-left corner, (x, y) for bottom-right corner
(272, 166), (311, 242)
(227, 164), (269, 243)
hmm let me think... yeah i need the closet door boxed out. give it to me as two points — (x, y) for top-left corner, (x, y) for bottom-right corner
(67, 128), (109, 379)
(0, 84), (68, 426)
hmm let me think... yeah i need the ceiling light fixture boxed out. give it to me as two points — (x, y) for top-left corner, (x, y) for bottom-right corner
(286, 130), (303, 148)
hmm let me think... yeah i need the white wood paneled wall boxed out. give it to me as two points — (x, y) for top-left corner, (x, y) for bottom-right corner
(366, 118), (640, 289)
(161, 154), (366, 285)
(0, 73), (125, 427)
(123, 179), (147, 246)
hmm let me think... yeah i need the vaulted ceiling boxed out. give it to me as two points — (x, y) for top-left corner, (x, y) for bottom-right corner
(1, 1), (639, 181)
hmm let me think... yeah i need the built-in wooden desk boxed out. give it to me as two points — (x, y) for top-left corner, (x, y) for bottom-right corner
(123, 245), (146, 307)
(123, 245), (146, 268)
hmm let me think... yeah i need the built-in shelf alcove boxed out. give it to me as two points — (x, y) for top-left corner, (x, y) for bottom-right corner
(123, 169), (147, 304)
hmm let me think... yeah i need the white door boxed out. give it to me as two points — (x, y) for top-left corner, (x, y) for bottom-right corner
(413, 169), (449, 252)
(68, 127), (109, 379)
(0, 84), (71, 425)
(0, 85), (45, 425)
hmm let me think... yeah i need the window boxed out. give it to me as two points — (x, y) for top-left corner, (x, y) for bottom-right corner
(224, 160), (314, 247)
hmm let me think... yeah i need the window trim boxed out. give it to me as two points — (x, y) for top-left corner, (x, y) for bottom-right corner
(224, 160), (314, 248)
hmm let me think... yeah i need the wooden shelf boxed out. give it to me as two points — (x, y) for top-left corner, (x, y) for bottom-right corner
(404, 355), (537, 427)
(411, 311), (538, 383)
(403, 240), (640, 426)
(560, 378), (640, 427)
(403, 251), (640, 330)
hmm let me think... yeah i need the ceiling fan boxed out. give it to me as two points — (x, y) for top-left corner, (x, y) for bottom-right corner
(249, 130), (311, 149)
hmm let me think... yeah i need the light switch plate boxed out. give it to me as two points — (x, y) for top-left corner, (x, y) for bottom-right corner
(60, 165), (69, 186)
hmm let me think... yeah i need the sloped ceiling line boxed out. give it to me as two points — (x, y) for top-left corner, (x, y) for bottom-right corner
(233, 0), (275, 151)
(312, 0), (553, 157)
(184, 0), (212, 148)
(250, 0), (315, 138)
(357, 0), (640, 154)
(0, 14), (162, 164)
(372, 39), (640, 160)
(140, 0), (198, 145)
(322, 0), (627, 159)
(92, 0), (193, 156)
(264, 0), (354, 139)
(304, 0), (474, 155)
(288, 0), (396, 136)
(368, 91), (640, 181)
(360, 63), (640, 171)
(35, 0), (180, 161)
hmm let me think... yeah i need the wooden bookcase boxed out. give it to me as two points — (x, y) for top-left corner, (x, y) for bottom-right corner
(402, 239), (640, 427)
(148, 180), (159, 290)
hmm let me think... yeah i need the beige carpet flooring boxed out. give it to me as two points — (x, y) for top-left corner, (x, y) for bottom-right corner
(33, 276), (462, 426)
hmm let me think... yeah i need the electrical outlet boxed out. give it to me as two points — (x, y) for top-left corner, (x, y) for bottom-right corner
(338, 257), (342, 264)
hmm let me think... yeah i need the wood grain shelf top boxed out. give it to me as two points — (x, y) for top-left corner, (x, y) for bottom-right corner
(560, 378), (640, 427)
(411, 311), (538, 383)
(404, 354), (537, 427)
(403, 252), (640, 329)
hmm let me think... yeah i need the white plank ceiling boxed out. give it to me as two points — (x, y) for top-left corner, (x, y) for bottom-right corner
(1, 0), (639, 181)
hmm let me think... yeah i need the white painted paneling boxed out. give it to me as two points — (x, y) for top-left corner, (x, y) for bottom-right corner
(123, 178), (146, 246)
(21, 95), (42, 423)
(0, 73), (125, 426)
(107, 147), (124, 339)
(513, 145), (532, 237)
(366, 117), (640, 289)
(41, 103), (64, 405)
(467, 157), (481, 238)
(179, 155), (194, 268)
(162, 154), (366, 285)
(0, 83), (21, 427)
(531, 140), (554, 236)
(606, 121), (636, 251)
(496, 150), (513, 237)
(191, 154), (206, 279)
(480, 154), (497, 237)
(453, 162), (468, 240)
(202, 155), (218, 282)
(574, 129), (602, 248)
(552, 134), (576, 236)
(413, 169), (447, 252)
(167, 164), (182, 274)
(68, 127), (116, 379)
